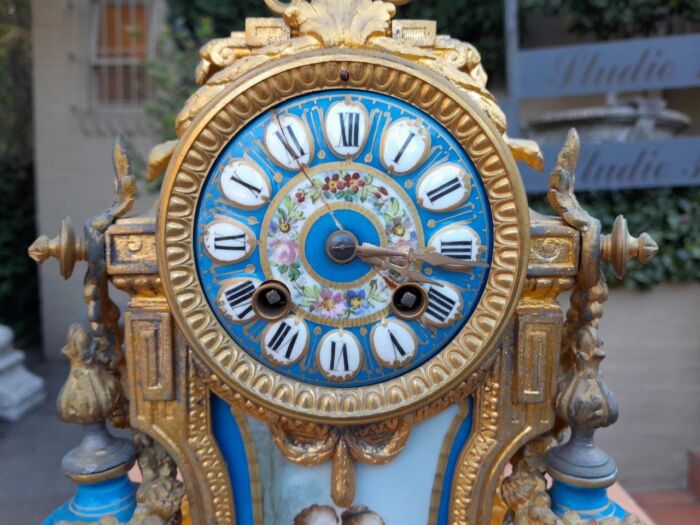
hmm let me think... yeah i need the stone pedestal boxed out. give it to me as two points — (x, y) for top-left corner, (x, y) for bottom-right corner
(0, 325), (46, 421)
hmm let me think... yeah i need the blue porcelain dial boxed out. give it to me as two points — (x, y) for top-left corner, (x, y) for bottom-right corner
(194, 89), (493, 388)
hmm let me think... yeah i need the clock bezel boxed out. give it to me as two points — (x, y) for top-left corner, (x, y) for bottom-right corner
(157, 50), (530, 425)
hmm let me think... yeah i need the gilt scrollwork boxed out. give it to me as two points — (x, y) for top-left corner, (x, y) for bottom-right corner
(271, 419), (410, 507)
(32, 139), (191, 525)
(501, 129), (656, 524)
(30, 136), (136, 405)
(147, 0), (542, 183)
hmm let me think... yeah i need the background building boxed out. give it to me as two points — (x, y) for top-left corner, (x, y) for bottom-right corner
(31, 0), (165, 358)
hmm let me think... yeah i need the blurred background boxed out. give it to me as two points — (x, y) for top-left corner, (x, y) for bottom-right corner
(0, 0), (698, 522)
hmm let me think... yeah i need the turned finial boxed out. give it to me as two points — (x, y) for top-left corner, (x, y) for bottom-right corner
(600, 215), (659, 279)
(28, 216), (86, 279)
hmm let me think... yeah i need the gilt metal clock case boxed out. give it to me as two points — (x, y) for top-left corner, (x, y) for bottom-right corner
(157, 50), (530, 424)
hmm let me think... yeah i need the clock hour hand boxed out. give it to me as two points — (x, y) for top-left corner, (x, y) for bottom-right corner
(355, 243), (489, 271)
(360, 256), (442, 286)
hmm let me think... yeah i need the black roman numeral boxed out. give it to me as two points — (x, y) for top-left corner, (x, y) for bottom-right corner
(388, 330), (406, 360)
(268, 322), (300, 360)
(426, 177), (462, 203)
(338, 112), (360, 148)
(426, 287), (456, 322)
(230, 173), (261, 196)
(393, 131), (416, 164)
(330, 341), (350, 372)
(214, 233), (246, 251)
(225, 281), (255, 319)
(440, 239), (473, 260)
(275, 125), (305, 161)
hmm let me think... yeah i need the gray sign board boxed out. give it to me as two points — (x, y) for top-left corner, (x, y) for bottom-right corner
(520, 137), (700, 193)
(518, 34), (700, 98)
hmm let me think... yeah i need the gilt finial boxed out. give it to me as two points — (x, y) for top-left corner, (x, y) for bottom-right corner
(601, 215), (659, 279)
(28, 216), (86, 279)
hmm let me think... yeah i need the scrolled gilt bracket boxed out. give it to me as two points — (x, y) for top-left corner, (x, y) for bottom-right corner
(30, 136), (136, 377)
(504, 129), (657, 524)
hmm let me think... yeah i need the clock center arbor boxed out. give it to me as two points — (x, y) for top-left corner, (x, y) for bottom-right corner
(32, 1), (658, 524)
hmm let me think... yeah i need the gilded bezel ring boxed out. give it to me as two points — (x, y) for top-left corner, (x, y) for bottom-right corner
(157, 50), (529, 424)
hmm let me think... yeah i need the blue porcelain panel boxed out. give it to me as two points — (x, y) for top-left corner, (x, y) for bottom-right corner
(212, 395), (256, 525)
(437, 397), (474, 525)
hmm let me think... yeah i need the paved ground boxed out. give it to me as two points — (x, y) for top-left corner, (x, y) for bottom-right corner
(0, 360), (81, 524)
(635, 490), (700, 525)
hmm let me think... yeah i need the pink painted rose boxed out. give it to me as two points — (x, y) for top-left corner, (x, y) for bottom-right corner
(272, 239), (298, 266)
(315, 288), (345, 317)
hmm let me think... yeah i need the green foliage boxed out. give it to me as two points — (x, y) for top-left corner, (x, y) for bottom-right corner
(147, 0), (508, 147)
(397, 0), (506, 81)
(524, 0), (700, 40)
(530, 186), (700, 289)
(0, 0), (40, 345)
(146, 19), (214, 142)
(166, 0), (268, 34)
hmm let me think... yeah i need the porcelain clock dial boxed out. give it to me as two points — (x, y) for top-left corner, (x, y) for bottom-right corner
(194, 90), (493, 387)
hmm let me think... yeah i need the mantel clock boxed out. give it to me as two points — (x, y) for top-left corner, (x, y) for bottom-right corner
(32, 1), (659, 524)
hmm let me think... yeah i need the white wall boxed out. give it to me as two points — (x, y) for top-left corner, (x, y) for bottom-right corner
(596, 283), (700, 492)
(31, 0), (161, 359)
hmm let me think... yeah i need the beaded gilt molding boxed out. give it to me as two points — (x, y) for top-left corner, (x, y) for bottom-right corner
(157, 52), (530, 424)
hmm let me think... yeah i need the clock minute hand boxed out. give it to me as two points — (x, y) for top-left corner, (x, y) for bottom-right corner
(273, 111), (344, 231)
(406, 249), (490, 270)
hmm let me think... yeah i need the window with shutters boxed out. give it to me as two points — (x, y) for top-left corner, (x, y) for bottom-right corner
(90, 0), (153, 107)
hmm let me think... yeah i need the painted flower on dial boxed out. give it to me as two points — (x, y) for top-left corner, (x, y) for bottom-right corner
(315, 289), (345, 317)
(270, 239), (302, 281)
(343, 172), (365, 193)
(310, 172), (389, 207)
(271, 195), (305, 239)
(271, 239), (298, 266)
(346, 289), (367, 312)
(381, 197), (414, 244)
(322, 173), (345, 193)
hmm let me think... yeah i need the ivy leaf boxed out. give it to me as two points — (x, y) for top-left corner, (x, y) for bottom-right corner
(288, 265), (301, 281)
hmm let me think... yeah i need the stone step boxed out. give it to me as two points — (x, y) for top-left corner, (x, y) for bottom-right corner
(634, 490), (700, 525)
(689, 450), (700, 500)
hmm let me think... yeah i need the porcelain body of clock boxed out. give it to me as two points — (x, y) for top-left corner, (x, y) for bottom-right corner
(158, 54), (528, 423)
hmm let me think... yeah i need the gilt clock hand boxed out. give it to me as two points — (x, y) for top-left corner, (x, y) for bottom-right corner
(273, 111), (345, 231)
(355, 243), (489, 271)
(360, 256), (442, 286)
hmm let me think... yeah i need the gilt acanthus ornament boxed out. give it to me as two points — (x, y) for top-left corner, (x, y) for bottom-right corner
(147, 0), (542, 182)
(271, 419), (410, 507)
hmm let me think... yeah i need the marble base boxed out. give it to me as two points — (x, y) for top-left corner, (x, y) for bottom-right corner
(0, 325), (46, 422)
